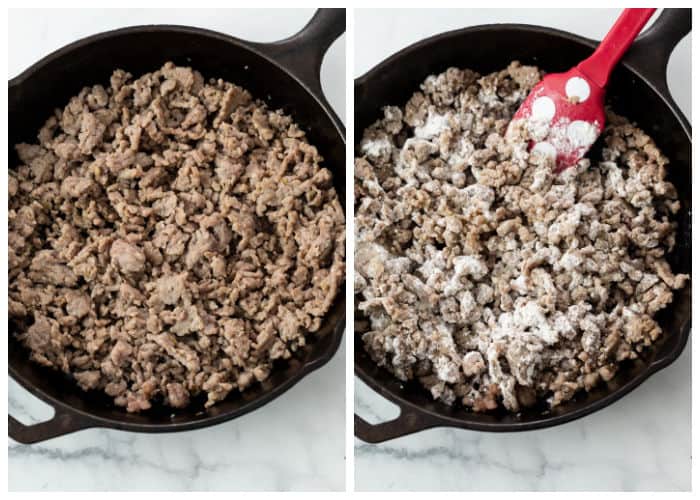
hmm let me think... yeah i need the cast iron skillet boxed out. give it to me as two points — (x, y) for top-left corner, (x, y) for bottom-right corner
(9, 9), (346, 444)
(355, 9), (691, 443)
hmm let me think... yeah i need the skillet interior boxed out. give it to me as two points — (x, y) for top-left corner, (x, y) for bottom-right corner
(354, 25), (691, 430)
(9, 26), (346, 431)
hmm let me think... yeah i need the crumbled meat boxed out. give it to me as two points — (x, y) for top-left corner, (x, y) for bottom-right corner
(166, 382), (190, 408)
(355, 61), (688, 412)
(65, 291), (91, 318)
(110, 239), (146, 274)
(10, 62), (345, 412)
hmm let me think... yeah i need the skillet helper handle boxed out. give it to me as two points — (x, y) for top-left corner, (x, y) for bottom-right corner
(354, 406), (436, 444)
(249, 8), (345, 130)
(624, 8), (691, 101)
(9, 409), (95, 444)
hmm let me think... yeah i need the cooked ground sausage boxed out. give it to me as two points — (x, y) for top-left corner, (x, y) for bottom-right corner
(9, 62), (345, 412)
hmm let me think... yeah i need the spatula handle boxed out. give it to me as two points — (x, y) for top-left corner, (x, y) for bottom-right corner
(578, 8), (656, 88)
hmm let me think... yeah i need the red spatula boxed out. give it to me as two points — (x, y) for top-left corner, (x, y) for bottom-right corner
(510, 8), (656, 172)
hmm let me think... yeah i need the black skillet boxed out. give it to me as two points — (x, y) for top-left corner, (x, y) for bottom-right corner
(354, 9), (691, 443)
(9, 8), (346, 444)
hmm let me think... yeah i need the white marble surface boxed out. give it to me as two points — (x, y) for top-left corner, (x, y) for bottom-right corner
(8, 8), (345, 492)
(354, 8), (691, 492)
(11, 347), (344, 491)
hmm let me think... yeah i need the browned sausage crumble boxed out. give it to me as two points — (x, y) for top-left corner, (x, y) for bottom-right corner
(10, 62), (345, 412)
(355, 62), (687, 412)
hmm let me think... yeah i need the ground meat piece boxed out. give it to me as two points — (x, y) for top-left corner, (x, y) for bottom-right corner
(10, 62), (345, 412)
(153, 272), (187, 305)
(66, 291), (91, 318)
(110, 239), (146, 274)
(109, 340), (133, 366)
(356, 62), (687, 413)
(78, 112), (106, 154)
(74, 370), (102, 391)
(170, 305), (204, 336)
(60, 176), (94, 198)
(29, 250), (78, 287)
(462, 351), (486, 377)
(23, 315), (54, 353)
(166, 382), (190, 408)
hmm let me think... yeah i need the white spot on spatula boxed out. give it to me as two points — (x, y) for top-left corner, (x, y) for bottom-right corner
(531, 96), (555, 121)
(567, 120), (598, 148)
(531, 141), (557, 161)
(565, 77), (590, 103)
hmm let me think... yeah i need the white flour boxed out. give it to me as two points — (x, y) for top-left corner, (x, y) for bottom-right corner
(447, 136), (475, 166)
(532, 117), (600, 163)
(493, 300), (559, 345)
(415, 110), (451, 139)
(361, 137), (393, 158)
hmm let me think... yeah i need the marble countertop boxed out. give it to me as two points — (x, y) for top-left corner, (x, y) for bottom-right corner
(8, 8), (345, 492)
(354, 8), (691, 492)
(355, 346), (690, 491)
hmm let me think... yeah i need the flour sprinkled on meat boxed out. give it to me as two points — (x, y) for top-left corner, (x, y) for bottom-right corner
(355, 62), (687, 412)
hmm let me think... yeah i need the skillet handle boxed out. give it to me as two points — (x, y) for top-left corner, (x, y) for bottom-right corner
(624, 8), (691, 108)
(249, 8), (345, 132)
(354, 405), (437, 444)
(9, 408), (95, 444)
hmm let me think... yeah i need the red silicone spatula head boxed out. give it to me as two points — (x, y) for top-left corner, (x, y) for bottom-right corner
(510, 8), (656, 172)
